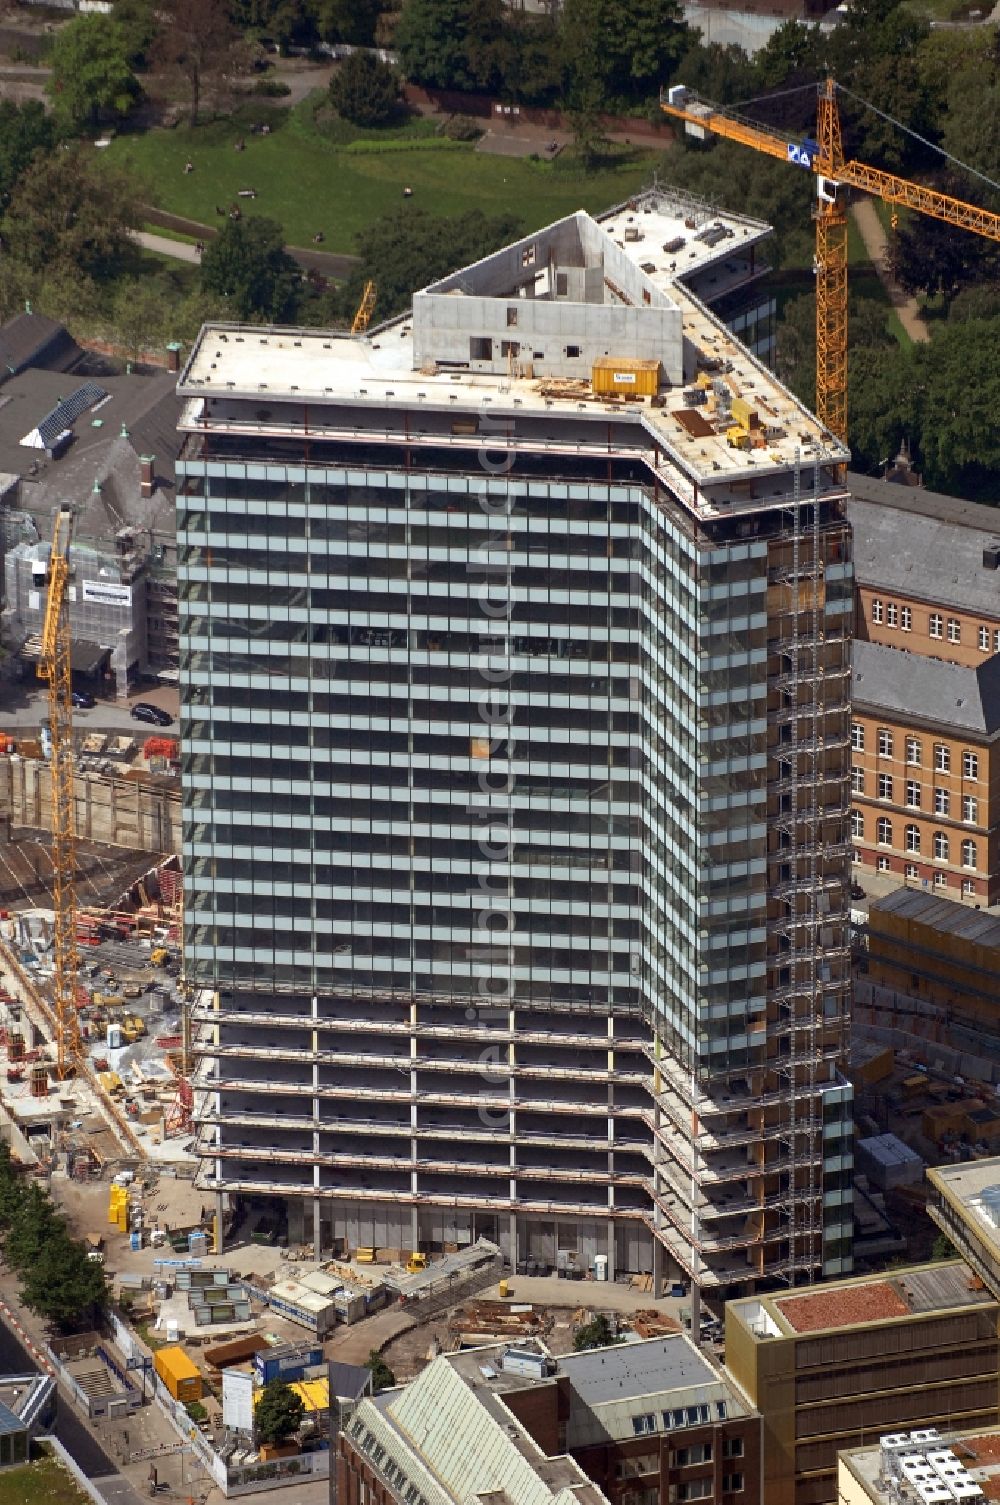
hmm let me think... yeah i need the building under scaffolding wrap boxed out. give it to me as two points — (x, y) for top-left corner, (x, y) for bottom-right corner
(177, 186), (854, 1293)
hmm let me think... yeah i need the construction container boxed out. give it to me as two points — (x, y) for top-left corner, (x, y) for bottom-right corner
(591, 357), (661, 397)
(254, 1343), (323, 1387)
(8, 1033), (23, 1062)
(154, 1345), (203, 1403)
(29, 1065), (47, 1098)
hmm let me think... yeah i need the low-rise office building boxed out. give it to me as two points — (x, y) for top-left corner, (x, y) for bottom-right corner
(337, 1335), (760, 1505)
(724, 1261), (1000, 1505)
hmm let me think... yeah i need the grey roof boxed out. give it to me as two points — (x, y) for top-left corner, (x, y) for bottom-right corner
(847, 473), (1000, 617)
(0, 366), (180, 547)
(328, 1360), (371, 1403)
(0, 1401), (26, 1436)
(852, 639), (1000, 737)
(558, 1335), (717, 1405)
(0, 312), (80, 379)
(870, 885), (1000, 949)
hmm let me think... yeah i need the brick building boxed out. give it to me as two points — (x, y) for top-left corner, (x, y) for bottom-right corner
(847, 477), (1000, 904)
(336, 1335), (760, 1505)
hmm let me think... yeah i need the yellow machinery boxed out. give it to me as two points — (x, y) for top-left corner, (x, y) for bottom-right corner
(150, 945), (169, 967)
(406, 1251), (428, 1274)
(351, 279), (377, 335)
(660, 78), (1000, 444)
(36, 506), (80, 1079)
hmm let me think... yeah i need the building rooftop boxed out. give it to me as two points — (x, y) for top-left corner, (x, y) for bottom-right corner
(178, 186), (849, 521)
(0, 366), (180, 552)
(557, 1333), (721, 1406)
(928, 1159), (1000, 1284)
(870, 888), (1000, 950)
(847, 474), (1000, 617)
(852, 640), (1000, 737)
(840, 1426), (1000, 1505)
(729, 1260), (992, 1340)
(0, 311), (80, 380)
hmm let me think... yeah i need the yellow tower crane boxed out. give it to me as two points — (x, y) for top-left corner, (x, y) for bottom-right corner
(661, 78), (1000, 444)
(36, 505), (81, 1079)
(351, 279), (377, 335)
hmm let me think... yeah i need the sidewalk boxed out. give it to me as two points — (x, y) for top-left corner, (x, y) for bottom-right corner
(851, 198), (929, 344)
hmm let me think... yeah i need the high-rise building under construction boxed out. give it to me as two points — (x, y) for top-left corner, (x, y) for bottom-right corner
(177, 187), (854, 1292)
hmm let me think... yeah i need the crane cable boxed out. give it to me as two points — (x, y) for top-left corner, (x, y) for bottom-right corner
(835, 82), (1000, 199)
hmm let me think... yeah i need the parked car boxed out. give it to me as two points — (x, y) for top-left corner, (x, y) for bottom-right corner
(71, 690), (96, 709)
(130, 702), (172, 727)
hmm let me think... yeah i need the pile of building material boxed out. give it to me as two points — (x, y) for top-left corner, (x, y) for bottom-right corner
(630, 1309), (682, 1339)
(449, 1300), (552, 1344)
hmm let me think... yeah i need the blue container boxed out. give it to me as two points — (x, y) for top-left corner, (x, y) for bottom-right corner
(130, 1231), (142, 1252)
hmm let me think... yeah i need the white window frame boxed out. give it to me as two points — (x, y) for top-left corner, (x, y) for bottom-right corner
(934, 831), (950, 861)
(901, 606), (912, 632)
(871, 598), (883, 624)
(980, 625), (990, 651)
(851, 723), (864, 752)
(962, 839), (978, 870)
(877, 817), (892, 847)
(947, 617), (961, 643)
(905, 737), (921, 766)
(905, 780), (921, 809)
(905, 824), (920, 853)
(851, 768), (865, 794)
(878, 728), (893, 758)
(962, 795), (978, 824)
(930, 613), (943, 639)
(934, 787), (950, 816)
(935, 744), (951, 772)
(963, 750), (979, 780)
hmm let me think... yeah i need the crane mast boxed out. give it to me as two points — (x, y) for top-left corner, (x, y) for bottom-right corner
(36, 505), (81, 1079)
(661, 77), (1000, 443)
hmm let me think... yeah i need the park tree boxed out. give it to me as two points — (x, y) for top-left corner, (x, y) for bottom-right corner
(47, 14), (139, 134)
(152, 0), (250, 127)
(4, 1182), (65, 1273)
(0, 101), (56, 211)
(21, 1227), (109, 1333)
(573, 1313), (619, 1350)
(364, 1350), (396, 1393)
(4, 147), (141, 280)
(348, 207), (521, 320)
(395, 0), (509, 93)
(316, 0), (386, 47)
(200, 215), (301, 322)
(111, 0), (159, 67)
(329, 52), (401, 126)
(255, 1379), (304, 1445)
(561, 0), (688, 110)
(111, 277), (171, 363)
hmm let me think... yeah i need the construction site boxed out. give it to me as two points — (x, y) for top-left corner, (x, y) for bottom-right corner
(0, 683), (191, 1174)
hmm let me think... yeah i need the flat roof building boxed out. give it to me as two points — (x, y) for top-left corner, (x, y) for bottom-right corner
(180, 184), (854, 1292)
(838, 1425), (1000, 1505)
(724, 1261), (1000, 1505)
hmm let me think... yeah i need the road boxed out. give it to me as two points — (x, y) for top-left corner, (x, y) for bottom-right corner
(0, 682), (178, 734)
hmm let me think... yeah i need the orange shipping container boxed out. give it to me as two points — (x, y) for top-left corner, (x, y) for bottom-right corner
(154, 1345), (203, 1403)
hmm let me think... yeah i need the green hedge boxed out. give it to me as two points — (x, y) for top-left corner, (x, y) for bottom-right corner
(342, 137), (470, 155)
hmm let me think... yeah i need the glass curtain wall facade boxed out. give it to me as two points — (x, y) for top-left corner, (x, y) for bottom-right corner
(180, 442), (852, 1287)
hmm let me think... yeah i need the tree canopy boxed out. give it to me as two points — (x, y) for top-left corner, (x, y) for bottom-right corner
(364, 1349), (396, 1392)
(573, 1313), (619, 1350)
(0, 1145), (108, 1333)
(152, 0), (249, 126)
(3, 146), (141, 280)
(329, 52), (402, 127)
(47, 15), (139, 134)
(199, 215), (301, 322)
(0, 101), (56, 211)
(255, 1379), (305, 1444)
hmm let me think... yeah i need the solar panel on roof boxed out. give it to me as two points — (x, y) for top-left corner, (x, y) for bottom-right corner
(21, 382), (107, 450)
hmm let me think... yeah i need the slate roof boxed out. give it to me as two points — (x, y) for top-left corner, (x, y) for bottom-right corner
(0, 366), (180, 546)
(0, 312), (80, 380)
(847, 472), (1000, 618)
(852, 640), (1000, 737)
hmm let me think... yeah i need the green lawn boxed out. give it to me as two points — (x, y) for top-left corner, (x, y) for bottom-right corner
(105, 95), (662, 254)
(0, 1455), (91, 1505)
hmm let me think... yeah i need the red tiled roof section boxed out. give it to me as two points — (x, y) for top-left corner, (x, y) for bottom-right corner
(776, 1280), (910, 1332)
(978, 1476), (1000, 1499)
